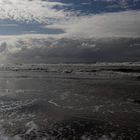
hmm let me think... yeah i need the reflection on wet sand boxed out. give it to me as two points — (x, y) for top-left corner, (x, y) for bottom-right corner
(0, 64), (140, 140)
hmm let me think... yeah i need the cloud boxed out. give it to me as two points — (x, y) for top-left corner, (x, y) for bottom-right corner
(0, 10), (139, 38)
(0, 0), (67, 23)
(0, 1), (139, 64)
(0, 42), (7, 52)
(0, 0), (139, 26)
(0, 37), (140, 64)
(47, 10), (140, 38)
(0, 0), (139, 38)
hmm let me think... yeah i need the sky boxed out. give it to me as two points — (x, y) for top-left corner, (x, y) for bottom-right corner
(0, 0), (140, 63)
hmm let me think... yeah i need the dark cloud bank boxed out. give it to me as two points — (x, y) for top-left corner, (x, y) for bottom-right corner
(2, 37), (140, 64)
(49, 0), (140, 14)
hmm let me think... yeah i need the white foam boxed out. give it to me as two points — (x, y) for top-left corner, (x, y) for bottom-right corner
(25, 121), (38, 134)
(48, 100), (60, 107)
(0, 99), (37, 112)
(16, 89), (25, 94)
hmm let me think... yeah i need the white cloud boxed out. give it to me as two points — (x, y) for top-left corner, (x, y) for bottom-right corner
(0, 10), (140, 44)
(0, 10), (139, 43)
(47, 10), (140, 38)
(0, 0), (139, 38)
(0, 0), (67, 23)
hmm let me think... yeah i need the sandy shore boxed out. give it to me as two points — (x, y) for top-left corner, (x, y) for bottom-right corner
(0, 64), (140, 140)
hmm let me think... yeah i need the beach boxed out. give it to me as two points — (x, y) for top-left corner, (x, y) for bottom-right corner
(0, 63), (140, 140)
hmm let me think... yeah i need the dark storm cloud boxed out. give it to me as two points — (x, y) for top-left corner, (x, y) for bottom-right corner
(2, 38), (140, 63)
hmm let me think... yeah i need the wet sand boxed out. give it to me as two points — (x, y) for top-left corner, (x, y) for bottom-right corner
(0, 64), (140, 140)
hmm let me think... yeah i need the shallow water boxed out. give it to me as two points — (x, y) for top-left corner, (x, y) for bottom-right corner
(0, 67), (140, 140)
